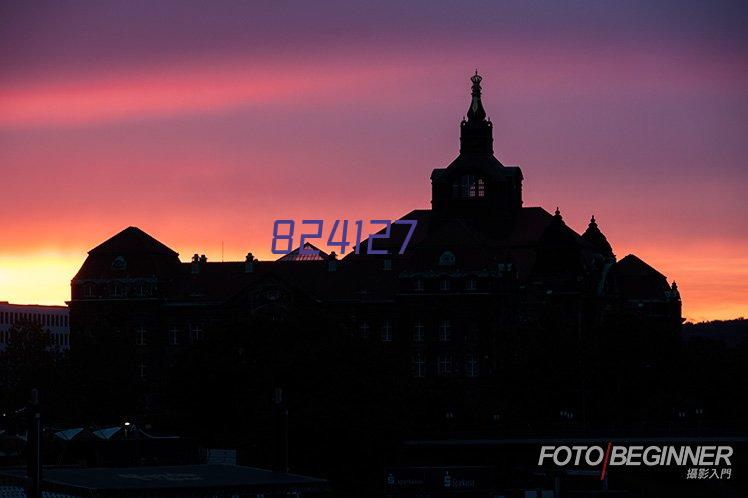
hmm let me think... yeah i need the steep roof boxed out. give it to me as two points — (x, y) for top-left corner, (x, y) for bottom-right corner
(614, 254), (667, 279)
(607, 254), (671, 299)
(89, 227), (178, 256)
(582, 215), (614, 258)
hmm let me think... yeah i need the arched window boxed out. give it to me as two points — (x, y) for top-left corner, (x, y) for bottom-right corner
(452, 175), (486, 198)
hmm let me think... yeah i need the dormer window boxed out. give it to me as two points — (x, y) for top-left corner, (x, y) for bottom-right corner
(439, 251), (456, 266)
(452, 175), (486, 198)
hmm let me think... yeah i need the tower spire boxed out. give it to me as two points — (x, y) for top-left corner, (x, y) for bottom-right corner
(467, 70), (487, 122)
(459, 71), (493, 154)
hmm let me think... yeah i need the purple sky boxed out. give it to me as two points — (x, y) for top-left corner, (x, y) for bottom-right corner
(1, 0), (747, 320)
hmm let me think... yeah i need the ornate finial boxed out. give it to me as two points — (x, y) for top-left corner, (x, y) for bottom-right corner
(555, 207), (561, 217)
(466, 71), (486, 122)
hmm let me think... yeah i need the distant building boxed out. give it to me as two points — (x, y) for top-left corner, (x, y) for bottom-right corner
(0, 301), (70, 351)
(0, 464), (327, 497)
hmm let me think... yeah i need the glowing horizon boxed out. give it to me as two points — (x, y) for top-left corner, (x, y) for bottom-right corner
(1, 1), (746, 322)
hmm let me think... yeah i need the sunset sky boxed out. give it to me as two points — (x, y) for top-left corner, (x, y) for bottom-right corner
(1, 0), (746, 322)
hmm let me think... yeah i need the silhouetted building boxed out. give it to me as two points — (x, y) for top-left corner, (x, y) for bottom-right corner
(68, 73), (682, 424)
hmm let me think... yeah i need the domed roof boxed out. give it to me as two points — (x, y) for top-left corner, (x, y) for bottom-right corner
(582, 215), (614, 259)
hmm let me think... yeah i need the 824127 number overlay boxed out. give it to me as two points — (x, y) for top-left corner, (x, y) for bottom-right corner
(271, 219), (417, 255)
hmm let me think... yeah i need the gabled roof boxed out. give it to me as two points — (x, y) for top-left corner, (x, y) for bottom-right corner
(276, 243), (328, 262)
(615, 254), (667, 279)
(607, 254), (671, 299)
(89, 227), (178, 256)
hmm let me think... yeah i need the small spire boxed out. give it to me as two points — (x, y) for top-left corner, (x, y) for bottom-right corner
(554, 206), (561, 217)
(670, 281), (680, 300)
(582, 214), (614, 259)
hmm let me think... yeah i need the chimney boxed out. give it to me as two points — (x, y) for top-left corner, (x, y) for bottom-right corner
(191, 254), (200, 274)
(245, 252), (255, 273)
(327, 252), (338, 272)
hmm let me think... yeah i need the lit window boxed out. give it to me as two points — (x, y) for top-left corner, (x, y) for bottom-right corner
(438, 320), (451, 341)
(453, 175), (486, 199)
(477, 178), (486, 197)
(380, 321), (392, 342)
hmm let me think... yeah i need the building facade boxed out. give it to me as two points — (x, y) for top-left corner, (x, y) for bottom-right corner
(0, 301), (70, 351)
